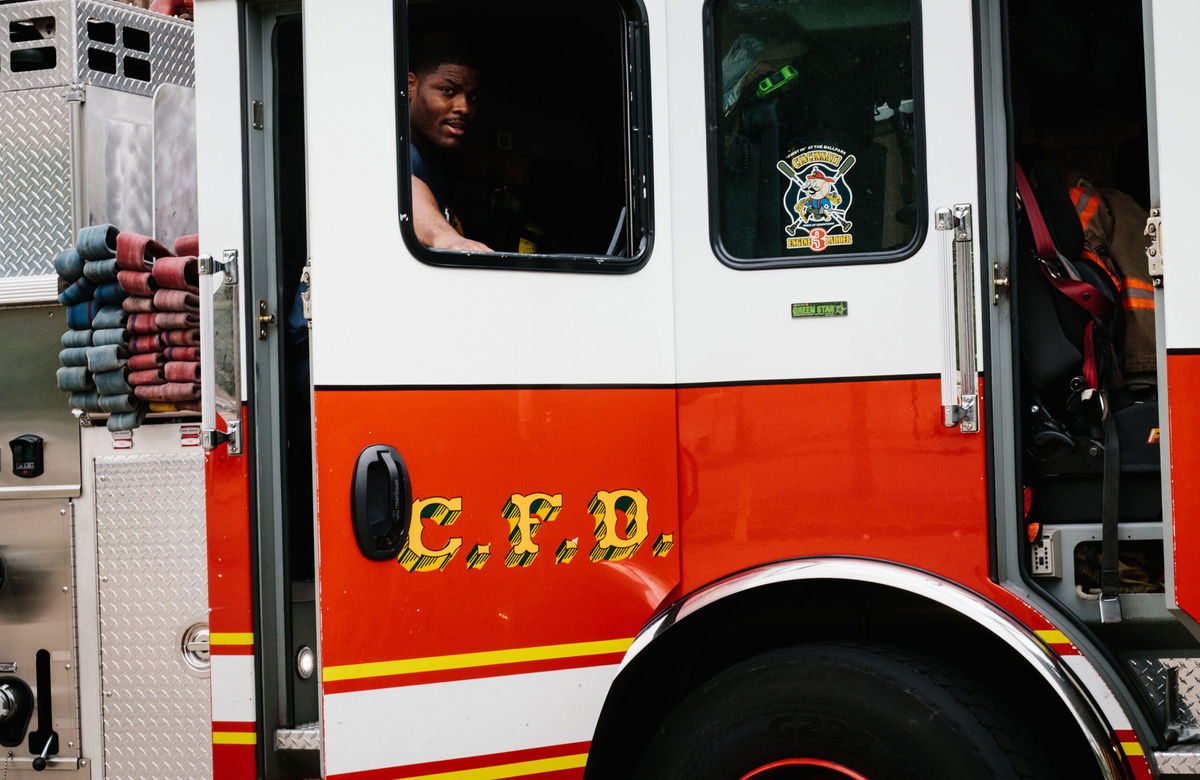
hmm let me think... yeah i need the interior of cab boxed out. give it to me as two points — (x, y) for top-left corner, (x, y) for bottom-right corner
(1005, 0), (1184, 651)
(404, 0), (646, 259)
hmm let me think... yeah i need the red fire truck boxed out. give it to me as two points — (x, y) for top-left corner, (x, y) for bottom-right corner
(2, 0), (1200, 778)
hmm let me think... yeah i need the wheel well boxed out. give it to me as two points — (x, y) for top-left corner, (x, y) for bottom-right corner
(585, 578), (1102, 779)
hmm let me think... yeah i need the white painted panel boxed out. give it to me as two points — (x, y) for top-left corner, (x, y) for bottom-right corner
(304, 0), (676, 386)
(669, 0), (980, 383)
(210, 655), (257, 723)
(1151, 0), (1200, 349)
(323, 665), (618, 776)
(193, 0), (249, 398)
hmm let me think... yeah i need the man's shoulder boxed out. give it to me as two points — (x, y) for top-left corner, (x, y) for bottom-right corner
(410, 144), (428, 181)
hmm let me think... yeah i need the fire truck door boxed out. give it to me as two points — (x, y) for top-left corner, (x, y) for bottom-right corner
(303, 1), (679, 777)
(667, 1), (989, 585)
(1147, 3), (1200, 627)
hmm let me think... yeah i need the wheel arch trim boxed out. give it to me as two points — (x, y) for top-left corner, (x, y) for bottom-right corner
(622, 557), (1129, 780)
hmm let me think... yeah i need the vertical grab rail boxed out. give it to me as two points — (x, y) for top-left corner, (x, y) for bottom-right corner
(935, 204), (980, 434)
(199, 250), (243, 454)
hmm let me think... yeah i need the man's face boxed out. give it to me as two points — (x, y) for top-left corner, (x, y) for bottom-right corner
(408, 63), (481, 151)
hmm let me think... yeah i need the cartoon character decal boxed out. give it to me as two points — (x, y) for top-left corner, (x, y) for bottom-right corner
(779, 144), (856, 252)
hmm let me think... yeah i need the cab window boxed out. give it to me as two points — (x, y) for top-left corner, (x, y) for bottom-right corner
(398, 0), (652, 273)
(706, 0), (922, 266)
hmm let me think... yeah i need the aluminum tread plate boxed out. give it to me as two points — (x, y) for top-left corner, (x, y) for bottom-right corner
(76, 1), (194, 97)
(0, 1), (193, 96)
(275, 722), (321, 752)
(0, 89), (72, 277)
(1129, 658), (1200, 732)
(94, 452), (210, 780)
(1155, 748), (1200, 774)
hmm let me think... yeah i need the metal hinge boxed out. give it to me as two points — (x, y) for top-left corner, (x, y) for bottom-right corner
(199, 249), (239, 285)
(1145, 208), (1163, 286)
(251, 99), (264, 131)
(64, 83), (85, 103)
(200, 420), (241, 456)
(300, 260), (312, 323)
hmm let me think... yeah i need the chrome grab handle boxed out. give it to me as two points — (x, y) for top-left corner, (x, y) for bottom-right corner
(199, 249), (243, 454)
(936, 204), (980, 434)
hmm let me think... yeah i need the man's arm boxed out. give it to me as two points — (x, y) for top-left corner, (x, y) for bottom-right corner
(411, 175), (494, 252)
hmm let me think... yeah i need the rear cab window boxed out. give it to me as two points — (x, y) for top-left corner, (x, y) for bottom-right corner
(705, 0), (924, 267)
(397, 0), (653, 273)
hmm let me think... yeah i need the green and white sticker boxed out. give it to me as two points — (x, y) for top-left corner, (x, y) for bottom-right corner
(792, 301), (847, 318)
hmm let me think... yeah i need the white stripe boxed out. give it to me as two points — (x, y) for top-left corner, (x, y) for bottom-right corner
(1062, 655), (1132, 730)
(323, 664), (618, 776)
(211, 655), (257, 722)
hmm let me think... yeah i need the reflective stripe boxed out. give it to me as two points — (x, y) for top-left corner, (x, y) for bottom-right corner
(1081, 250), (1122, 290)
(1122, 741), (1145, 757)
(1125, 277), (1155, 293)
(1124, 298), (1155, 311)
(213, 732), (257, 745)
(398, 753), (588, 780)
(211, 632), (254, 646)
(1035, 629), (1070, 645)
(1076, 192), (1102, 228)
(323, 638), (634, 683)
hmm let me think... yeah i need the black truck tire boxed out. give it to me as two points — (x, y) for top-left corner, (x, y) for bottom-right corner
(633, 643), (1058, 780)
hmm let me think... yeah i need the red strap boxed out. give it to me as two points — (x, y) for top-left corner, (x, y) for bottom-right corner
(1017, 164), (1115, 322)
(1039, 265), (1115, 322)
(1083, 321), (1098, 389)
(1015, 165), (1057, 261)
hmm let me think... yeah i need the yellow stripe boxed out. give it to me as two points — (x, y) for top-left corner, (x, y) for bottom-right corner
(1035, 630), (1070, 645)
(210, 632), (254, 646)
(324, 638), (633, 683)
(213, 732), (257, 745)
(399, 752), (588, 780)
(1121, 741), (1145, 757)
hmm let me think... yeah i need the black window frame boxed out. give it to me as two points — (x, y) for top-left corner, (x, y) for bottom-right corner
(393, 0), (655, 274)
(702, 0), (929, 270)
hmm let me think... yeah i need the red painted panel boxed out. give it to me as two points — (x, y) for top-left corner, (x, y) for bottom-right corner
(205, 406), (255, 642)
(313, 388), (680, 670)
(211, 744), (257, 780)
(677, 378), (991, 591)
(1167, 353), (1200, 622)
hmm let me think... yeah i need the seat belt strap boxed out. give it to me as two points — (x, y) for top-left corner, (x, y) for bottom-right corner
(1016, 165), (1115, 322)
(1099, 411), (1122, 623)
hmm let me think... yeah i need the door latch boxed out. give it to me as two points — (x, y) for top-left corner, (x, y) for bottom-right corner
(257, 300), (276, 340)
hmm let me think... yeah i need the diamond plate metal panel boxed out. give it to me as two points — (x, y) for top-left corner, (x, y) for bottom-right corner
(275, 722), (320, 752)
(1129, 658), (1200, 732)
(75, 1), (193, 98)
(0, 1), (193, 96)
(1155, 748), (1200, 774)
(94, 452), (210, 780)
(0, 88), (72, 278)
(0, 1), (75, 92)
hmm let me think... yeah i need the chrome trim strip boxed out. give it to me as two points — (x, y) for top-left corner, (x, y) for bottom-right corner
(624, 558), (1128, 780)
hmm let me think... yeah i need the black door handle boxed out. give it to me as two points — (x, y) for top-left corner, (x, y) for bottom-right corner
(351, 444), (412, 561)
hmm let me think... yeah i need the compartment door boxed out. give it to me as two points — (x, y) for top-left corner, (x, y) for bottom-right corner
(669, 0), (990, 589)
(1148, 2), (1200, 625)
(303, 1), (680, 777)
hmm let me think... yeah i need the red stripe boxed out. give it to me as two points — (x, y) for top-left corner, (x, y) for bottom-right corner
(329, 741), (590, 780)
(210, 645), (255, 656)
(323, 652), (626, 695)
(212, 721), (257, 733)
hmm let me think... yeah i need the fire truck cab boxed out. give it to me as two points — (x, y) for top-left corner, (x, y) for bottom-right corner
(2, 0), (1200, 778)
